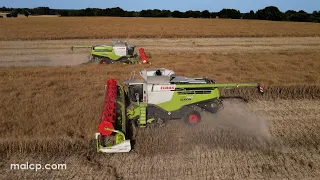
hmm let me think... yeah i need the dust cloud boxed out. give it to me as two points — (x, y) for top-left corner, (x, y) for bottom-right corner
(40, 54), (90, 66)
(0, 54), (90, 67)
(133, 99), (272, 156)
(203, 99), (271, 141)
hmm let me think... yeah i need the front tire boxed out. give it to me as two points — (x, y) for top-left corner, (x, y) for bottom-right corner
(183, 110), (201, 127)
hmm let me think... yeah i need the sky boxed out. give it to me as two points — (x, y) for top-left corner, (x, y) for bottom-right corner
(1, 0), (319, 13)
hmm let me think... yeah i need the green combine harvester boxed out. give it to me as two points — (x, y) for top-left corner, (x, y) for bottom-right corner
(71, 40), (150, 65)
(95, 68), (264, 153)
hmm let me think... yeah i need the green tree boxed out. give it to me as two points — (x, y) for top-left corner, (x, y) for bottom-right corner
(153, 9), (162, 17)
(193, 11), (202, 18)
(242, 10), (256, 19)
(172, 10), (184, 18)
(125, 11), (135, 17)
(185, 10), (194, 18)
(158, 10), (171, 17)
(112, 7), (126, 17)
(285, 10), (311, 22)
(210, 12), (218, 18)
(201, 10), (210, 18)
(34, 7), (50, 15)
(185, 10), (202, 18)
(257, 6), (282, 21)
(58, 10), (69, 16)
(140, 10), (153, 17)
(0, 6), (6, 11)
(84, 8), (95, 16)
(311, 11), (320, 22)
(218, 9), (241, 19)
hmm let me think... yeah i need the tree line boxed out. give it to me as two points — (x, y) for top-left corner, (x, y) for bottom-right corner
(1, 6), (319, 23)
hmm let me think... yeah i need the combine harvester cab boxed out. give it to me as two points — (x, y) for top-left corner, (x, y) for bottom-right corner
(71, 40), (151, 65)
(95, 68), (264, 153)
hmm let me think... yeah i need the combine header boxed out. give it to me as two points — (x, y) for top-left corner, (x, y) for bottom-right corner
(95, 68), (264, 153)
(71, 40), (150, 65)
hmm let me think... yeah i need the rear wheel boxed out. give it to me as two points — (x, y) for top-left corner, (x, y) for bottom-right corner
(183, 110), (201, 127)
(117, 57), (133, 64)
(98, 58), (112, 64)
(210, 101), (220, 113)
(148, 117), (165, 128)
(90, 57), (112, 64)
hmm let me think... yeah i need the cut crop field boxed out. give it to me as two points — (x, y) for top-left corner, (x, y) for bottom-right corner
(1, 17), (320, 40)
(0, 37), (320, 179)
(1, 99), (319, 179)
(1, 37), (320, 85)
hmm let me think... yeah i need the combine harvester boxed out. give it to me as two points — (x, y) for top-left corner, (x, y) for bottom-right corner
(95, 68), (264, 153)
(71, 40), (150, 65)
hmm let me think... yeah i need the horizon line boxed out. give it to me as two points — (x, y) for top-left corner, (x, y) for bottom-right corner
(0, 5), (317, 14)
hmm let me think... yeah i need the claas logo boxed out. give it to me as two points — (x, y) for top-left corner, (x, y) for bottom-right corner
(160, 86), (175, 90)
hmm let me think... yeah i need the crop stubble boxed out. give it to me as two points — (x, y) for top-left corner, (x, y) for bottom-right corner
(1, 100), (319, 179)
(0, 37), (320, 179)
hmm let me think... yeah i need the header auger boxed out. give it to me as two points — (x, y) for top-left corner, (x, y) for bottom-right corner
(71, 40), (150, 65)
(95, 68), (264, 153)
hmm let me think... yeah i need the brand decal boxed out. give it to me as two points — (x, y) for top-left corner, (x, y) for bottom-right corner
(160, 86), (175, 90)
(180, 96), (193, 101)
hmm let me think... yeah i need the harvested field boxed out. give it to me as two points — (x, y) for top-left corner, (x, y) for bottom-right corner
(1, 37), (320, 85)
(1, 17), (320, 40)
(1, 99), (319, 179)
(0, 37), (320, 179)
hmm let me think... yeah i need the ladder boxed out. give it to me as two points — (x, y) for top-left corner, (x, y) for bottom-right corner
(138, 104), (147, 128)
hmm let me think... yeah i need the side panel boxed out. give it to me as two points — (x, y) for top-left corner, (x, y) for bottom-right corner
(148, 91), (174, 105)
(92, 46), (119, 60)
(147, 84), (175, 105)
(113, 47), (127, 57)
(156, 88), (220, 112)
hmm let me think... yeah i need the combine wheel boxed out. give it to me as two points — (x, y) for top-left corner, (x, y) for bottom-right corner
(99, 59), (109, 64)
(148, 117), (165, 128)
(156, 117), (165, 126)
(91, 57), (113, 64)
(89, 57), (102, 64)
(183, 110), (201, 127)
(117, 57), (133, 64)
(210, 101), (220, 113)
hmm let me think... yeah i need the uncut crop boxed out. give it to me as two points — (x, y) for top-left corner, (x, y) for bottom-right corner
(1, 17), (320, 40)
